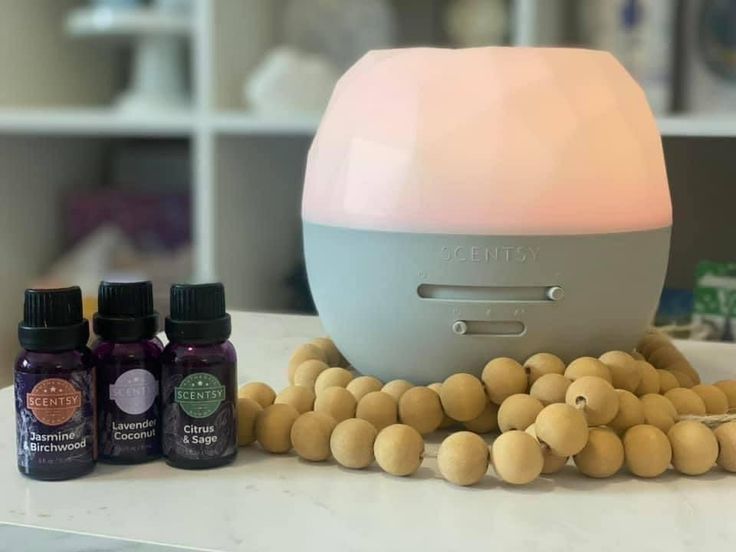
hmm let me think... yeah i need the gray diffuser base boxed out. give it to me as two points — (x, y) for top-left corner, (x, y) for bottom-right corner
(304, 222), (671, 383)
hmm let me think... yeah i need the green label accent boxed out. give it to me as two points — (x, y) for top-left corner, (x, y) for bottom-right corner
(175, 373), (225, 419)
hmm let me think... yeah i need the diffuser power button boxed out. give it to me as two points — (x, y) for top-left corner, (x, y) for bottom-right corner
(451, 320), (468, 335)
(546, 286), (565, 301)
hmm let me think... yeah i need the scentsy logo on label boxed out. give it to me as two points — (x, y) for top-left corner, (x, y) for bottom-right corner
(109, 369), (159, 415)
(440, 246), (540, 263)
(175, 373), (225, 419)
(26, 378), (81, 426)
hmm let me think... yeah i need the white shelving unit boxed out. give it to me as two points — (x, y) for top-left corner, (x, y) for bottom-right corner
(0, 0), (734, 374)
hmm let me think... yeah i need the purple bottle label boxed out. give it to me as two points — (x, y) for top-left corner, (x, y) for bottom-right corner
(109, 369), (159, 415)
(15, 371), (95, 471)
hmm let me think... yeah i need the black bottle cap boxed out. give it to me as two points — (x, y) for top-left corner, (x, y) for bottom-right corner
(18, 287), (89, 352)
(165, 283), (231, 345)
(93, 281), (159, 342)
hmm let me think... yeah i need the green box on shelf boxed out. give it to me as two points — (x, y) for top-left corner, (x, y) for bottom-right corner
(693, 260), (736, 341)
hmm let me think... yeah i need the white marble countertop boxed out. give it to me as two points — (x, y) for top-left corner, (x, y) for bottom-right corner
(2, 311), (736, 552)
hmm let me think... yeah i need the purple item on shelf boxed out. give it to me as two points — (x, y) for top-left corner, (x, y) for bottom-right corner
(65, 190), (191, 251)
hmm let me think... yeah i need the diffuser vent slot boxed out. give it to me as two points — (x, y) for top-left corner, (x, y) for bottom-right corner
(417, 284), (563, 302)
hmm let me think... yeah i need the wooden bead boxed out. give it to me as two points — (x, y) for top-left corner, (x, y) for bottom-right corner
(356, 391), (398, 431)
(428, 383), (456, 429)
(574, 427), (624, 478)
(714, 421), (736, 472)
(255, 403), (300, 453)
(481, 357), (528, 404)
(437, 431), (489, 486)
(314, 367), (353, 396)
(346, 376), (383, 402)
(668, 421), (718, 476)
(293, 359), (329, 390)
(523, 352), (565, 385)
(715, 380), (736, 410)
(623, 424), (672, 478)
(535, 403), (589, 457)
(491, 430), (544, 485)
(656, 369), (680, 393)
(599, 351), (641, 392)
(440, 373), (487, 422)
(664, 388), (707, 416)
(565, 357), (612, 383)
(288, 343), (327, 383)
(637, 332), (671, 357)
(330, 418), (377, 469)
(237, 397), (263, 446)
(648, 344), (686, 369)
(669, 370), (695, 388)
(573, 427), (624, 479)
(313, 386), (356, 422)
(274, 385), (315, 414)
(290, 411), (337, 461)
(529, 373), (571, 406)
(640, 393), (678, 433)
(463, 401), (499, 434)
(634, 360), (660, 396)
(497, 394), (543, 432)
(398, 386), (444, 435)
(381, 379), (414, 402)
(667, 360), (701, 385)
(608, 390), (645, 435)
(526, 424), (568, 474)
(238, 382), (276, 408)
(374, 424), (424, 476)
(310, 336), (342, 367)
(565, 376), (619, 426)
(690, 384), (729, 415)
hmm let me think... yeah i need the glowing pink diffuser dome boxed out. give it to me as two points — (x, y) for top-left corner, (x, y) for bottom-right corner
(303, 47), (672, 383)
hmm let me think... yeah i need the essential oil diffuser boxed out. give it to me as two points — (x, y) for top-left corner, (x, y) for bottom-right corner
(302, 47), (672, 383)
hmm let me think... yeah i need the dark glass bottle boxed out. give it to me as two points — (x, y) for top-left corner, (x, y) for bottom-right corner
(93, 281), (163, 464)
(161, 283), (237, 469)
(15, 287), (96, 481)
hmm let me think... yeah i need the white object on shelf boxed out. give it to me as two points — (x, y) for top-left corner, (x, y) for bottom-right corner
(283, 0), (397, 71)
(244, 47), (339, 116)
(0, 312), (735, 551)
(446, 0), (508, 46)
(683, 0), (736, 114)
(578, 0), (676, 114)
(66, 2), (193, 113)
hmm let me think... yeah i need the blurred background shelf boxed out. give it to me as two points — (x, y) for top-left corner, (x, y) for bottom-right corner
(212, 112), (320, 136)
(658, 116), (736, 138)
(66, 6), (192, 37)
(0, 108), (194, 137)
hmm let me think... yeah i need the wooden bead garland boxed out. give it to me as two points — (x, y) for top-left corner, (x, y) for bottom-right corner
(233, 337), (736, 488)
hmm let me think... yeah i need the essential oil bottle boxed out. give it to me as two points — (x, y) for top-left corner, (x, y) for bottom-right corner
(93, 281), (163, 463)
(161, 283), (237, 469)
(15, 287), (96, 480)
